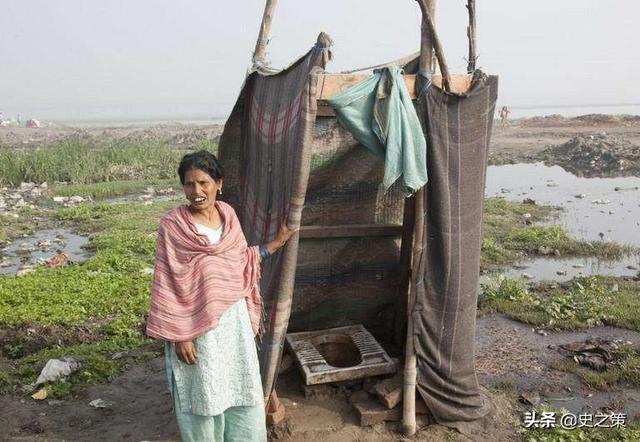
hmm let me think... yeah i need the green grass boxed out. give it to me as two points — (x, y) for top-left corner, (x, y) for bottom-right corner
(0, 136), (216, 186)
(0, 200), (178, 396)
(49, 178), (178, 200)
(481, 198), (631, 267)
(480, 275), (640, 331)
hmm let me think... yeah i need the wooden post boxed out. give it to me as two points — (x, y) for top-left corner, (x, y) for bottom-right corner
(415, 0), (451, 93)
(253, 0), (279, 66)
(418, 0), (437, 78)
(466, 0), (477, 73)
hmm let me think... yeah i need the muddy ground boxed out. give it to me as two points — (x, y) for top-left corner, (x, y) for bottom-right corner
(2, 115), (640, 441)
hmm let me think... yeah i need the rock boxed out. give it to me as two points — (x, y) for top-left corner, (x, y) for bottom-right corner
(36, 357), (81, 385)
(88, 399), (114, 409)
(52, 196), (68, 203)
(69, 196), (85, 204)
(536, 329), (548, 337)
(522, 273), (535, 280)
(40, 182), (48, 189)
(556, 270), (567, 276)
(20, 182), (36, 191)
(371, 372), (403, 409)
(574, 193), (586, 199)
(523, 198), (536, 205)
(352, 396), (401, 426)
(627, 265), (638, 270)
(519, 391), (541, 406)
(591, 199), (610, 205)
(538, 246), (554, 255)
(16, 266), (36, 277)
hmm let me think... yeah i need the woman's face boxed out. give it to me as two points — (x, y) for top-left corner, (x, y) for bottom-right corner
(182, 168), (222, 213)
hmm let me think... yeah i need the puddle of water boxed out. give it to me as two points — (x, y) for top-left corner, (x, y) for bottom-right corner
(0, 229), (92, 275)
(486, 163), (640, 280)
(486, 163), (640, 247)
(505, 255), (640, 282)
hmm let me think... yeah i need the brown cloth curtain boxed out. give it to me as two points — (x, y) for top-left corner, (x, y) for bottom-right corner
(413, 71), (498, 433)
(217, 33), (332, 399)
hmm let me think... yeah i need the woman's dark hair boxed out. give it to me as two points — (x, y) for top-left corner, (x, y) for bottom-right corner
(178, 150), (224, 185)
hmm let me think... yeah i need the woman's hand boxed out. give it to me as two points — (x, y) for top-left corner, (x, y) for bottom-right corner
(175, 340), (197, 365)
(267, 221), (299, 254)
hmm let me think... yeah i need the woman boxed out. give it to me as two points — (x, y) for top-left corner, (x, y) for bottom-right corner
(146, 150), (296, 442)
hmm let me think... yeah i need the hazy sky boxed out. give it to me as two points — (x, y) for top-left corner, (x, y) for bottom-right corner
(1, 0), (638, 121)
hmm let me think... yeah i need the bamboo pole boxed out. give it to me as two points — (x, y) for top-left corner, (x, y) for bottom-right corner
(402, 189), (425, 436)
(403, 1), (436, 436)
(393, 196), (416, 348)
(253, 0), (279, 66)
(466, 0), (477, 73)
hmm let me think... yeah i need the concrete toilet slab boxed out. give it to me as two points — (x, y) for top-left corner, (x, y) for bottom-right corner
(285, 324), (396, 385)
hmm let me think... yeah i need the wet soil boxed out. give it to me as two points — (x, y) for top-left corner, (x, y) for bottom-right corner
(477, 314), (640, 423)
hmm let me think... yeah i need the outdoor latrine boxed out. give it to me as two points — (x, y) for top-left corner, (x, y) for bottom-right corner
(218, 0), (498, 436)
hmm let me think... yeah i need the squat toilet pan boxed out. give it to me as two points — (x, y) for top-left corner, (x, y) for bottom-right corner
(285, 324), (396, 385)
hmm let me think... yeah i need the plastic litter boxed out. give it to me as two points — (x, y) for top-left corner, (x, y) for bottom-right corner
(35, 357), (80, 385)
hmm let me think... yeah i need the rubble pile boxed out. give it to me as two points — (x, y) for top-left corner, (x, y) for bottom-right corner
(537, 134), (640, 177)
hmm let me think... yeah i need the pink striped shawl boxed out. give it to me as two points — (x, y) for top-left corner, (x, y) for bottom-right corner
(146, 201), (262, 342)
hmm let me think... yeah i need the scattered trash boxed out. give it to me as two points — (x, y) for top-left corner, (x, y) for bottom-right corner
(89, 398), (114, 409)
(574, 193), (586, 199)
(558, 337), (633, 372)
(35, 357), (80, 385)
(31, 389), (48, 400)
(45, 251), (71, 268)
(591, 199), (610, 205)
(522, 273), (535, 280)
(556, 270), (567, 276)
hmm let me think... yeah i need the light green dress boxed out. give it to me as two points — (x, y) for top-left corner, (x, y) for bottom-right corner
(164, 223), (265, 441)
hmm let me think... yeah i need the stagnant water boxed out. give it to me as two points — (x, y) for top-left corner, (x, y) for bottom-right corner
(0, 229), (91, 275)
(485, 163), (640, 281)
